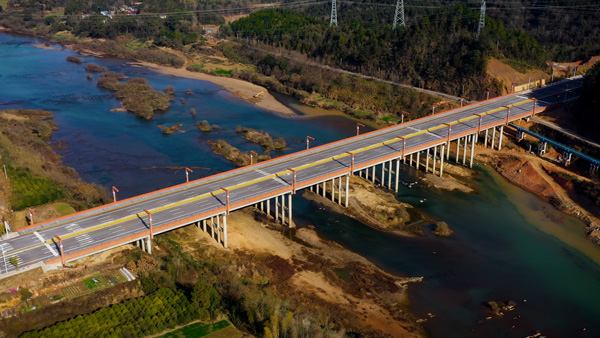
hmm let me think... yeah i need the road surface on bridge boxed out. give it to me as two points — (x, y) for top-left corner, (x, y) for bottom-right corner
(0, 77), (583, 273)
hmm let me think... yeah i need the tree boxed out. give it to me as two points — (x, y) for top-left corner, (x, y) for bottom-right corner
(191, 279), (220, 320)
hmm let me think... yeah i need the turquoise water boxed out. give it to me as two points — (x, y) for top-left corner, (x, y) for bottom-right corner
(2, 32), (600, 337)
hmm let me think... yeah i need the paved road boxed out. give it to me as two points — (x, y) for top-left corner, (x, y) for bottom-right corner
(0, 77), (583, 274)
(531, 117), (600, 149)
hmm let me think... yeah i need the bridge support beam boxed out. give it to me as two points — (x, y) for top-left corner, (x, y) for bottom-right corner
(146, 236), (152, 254)
(345, 174), (349, 207)
(498, 125), (504, 150)
(395, 159), (400, 192)
(470, 134), (476, 168)
(491, 128), (496, 150)
(456, 138), (461, 163)
(463, 135), (469, 166)
(425, 148), (430, 173)
(439, 144), (445, 177)
(432, 146), (438, 176)
(416, 151), (420, 170)
(387, 161), (392, 189)
(538, 141), (547, 155)
(484, 129), (489, 148)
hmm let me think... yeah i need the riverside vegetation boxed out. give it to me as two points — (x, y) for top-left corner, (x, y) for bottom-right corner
(0, 109), (107, 223)
(97, 72), (171, 120)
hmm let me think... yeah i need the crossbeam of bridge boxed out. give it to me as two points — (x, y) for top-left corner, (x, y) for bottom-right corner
(0, 77), (583, 275)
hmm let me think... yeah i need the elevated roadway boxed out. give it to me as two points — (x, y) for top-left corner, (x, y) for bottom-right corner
(0, 76), (583, 274)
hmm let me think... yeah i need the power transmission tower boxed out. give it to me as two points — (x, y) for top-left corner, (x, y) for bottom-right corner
(330, 0), (338, 26)
(476, 0), (486, 40)
(393, 0), (405, 30)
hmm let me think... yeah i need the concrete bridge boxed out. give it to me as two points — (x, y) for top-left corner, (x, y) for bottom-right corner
(0, 76), (583, 276)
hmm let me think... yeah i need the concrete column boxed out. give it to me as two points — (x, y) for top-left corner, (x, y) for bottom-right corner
(425, 148), (430, 173)
(338, 176), (343, 205)
(484, 129), (489, 148)
(395, 159), (400, 193)
(463, 135), (468, 166)
(202, 219), (206, 232)
(331, 179), (335, 202)
(381, 164), (385, 187)
(410, 154), (414, 167)
(266, 198), (270, 220)
(456, 138), (460, 163)
(491, 128), (496, 149)
(222, 214), (227, 248)
(432, 145), (437, 176)
(416, 152), (420, 170)
(288, 193), (293, 228)
(439, 145), (445, 177)
(281, 195), (286, 225)
(216, 215), (221, 244)
(322, 181), (326, 197)
(345, 175), (349, 207)
(387, 161), (392, 189)
(498, 125), (504, 150)
(146, 236), (152, 254)
(141, 237), (146, 251)
(446, 141), (450, 160)
(275, 196), (279, 223)
(371, 166), (376, 183)
(470, 134), (476, 168)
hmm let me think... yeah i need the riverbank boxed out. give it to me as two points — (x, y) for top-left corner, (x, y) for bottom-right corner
(477, 145), (600, 245)
(131, 61), (297, 117)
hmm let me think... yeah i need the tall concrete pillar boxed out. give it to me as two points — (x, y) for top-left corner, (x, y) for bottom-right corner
(275, 196), (279, 223)
(338, 176), (343, 205)
(491, 128), (496, 149)
(216, 215), (221, 244)
(470, 134), (476, 168)
(395, 159), (400, 193)
(222, 214), (227, 248)
(322, 181), (326, 197)
(381, 164), (385, 187)
(266, 198), (270, 220)
(498, 125), (504, 150)
(425, 148), (430, 173)
(484, 129), (489, 148)
(387, 161), (392, 189)
(446, 140), (451, 160)
(439, 145), (445, 177)
(331, 179), (335, 202)
(410, 154), (413, 167)
(210, 217), (215, 238)
(345, 175), (349, 207)
(371, 166), (376, 183)
(281, 195), (286, 225)
(463, 135), (468, 166)
(456, 138), (460, 163)
(202, 219), (206, 232)
(416, 152), (420, 170)
(146, 236), (152, 254)
(432, 146), (438, 176)
(141, 237), (146, 251)
(288, 193), (293, 228)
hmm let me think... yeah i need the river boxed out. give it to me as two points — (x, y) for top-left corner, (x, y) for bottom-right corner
(1, 32), (600, 337)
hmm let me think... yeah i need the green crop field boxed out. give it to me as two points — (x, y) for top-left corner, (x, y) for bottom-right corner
(158, 320), (231, 338)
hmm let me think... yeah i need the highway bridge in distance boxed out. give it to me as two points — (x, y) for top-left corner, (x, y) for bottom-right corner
(0, 76), (583, 275)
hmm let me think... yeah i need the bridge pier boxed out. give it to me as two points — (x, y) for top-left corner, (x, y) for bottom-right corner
(395, 158), (400, 192)
(538, 141), (547, 155)
(456, 138), (461, 163)
(439, 144), (445, 177)
(463, 136), (468, 166)
(491, 128), (496, 149)
(146, 236), (152, 254)
(432, 146), (438, 176)
(484, 129), (489, 148)
(470, 134), (476, 168)
(563, 152), (572, 166)
(416, 151), (421, 170)
(498, 126), (504, 150)
(425, 148), (430, 173)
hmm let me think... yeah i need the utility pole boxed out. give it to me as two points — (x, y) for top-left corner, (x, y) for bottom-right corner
(330, 0), (338, 26)
(392, 0), (405, 30)
(476, 0), (486, 40)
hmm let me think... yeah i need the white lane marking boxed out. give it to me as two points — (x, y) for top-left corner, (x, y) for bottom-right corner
(0, 243), (13, 252)
(33, 231), (59, 257)
(76, 234), (93, 246)
(517, 96), (528, 99)
(256, 169), (289, 187)
(66, 224), (83, 232)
